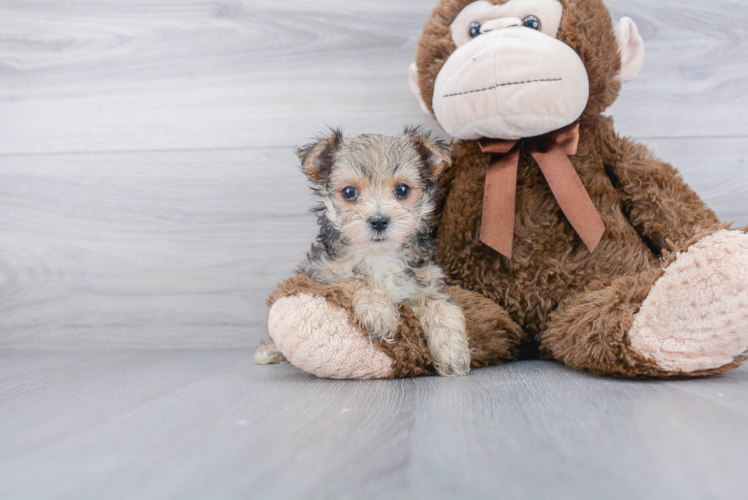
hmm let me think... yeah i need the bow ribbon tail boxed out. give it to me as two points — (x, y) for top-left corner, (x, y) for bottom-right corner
(480, 148), (520, 259)
(530, 142), (605, 253)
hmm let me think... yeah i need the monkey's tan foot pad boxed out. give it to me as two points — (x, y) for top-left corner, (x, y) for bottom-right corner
(268, 293), (394, 379)
(629, 230), (748, 372)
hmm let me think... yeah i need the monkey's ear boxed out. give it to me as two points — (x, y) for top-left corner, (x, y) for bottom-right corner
(405, 127), (452, 180)
(296, 129), (343, 184)
(409, 63), (431, 115)
(615, 17), (645, 83)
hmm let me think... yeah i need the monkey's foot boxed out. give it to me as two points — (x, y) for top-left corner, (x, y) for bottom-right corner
(629, 230), (748, 372)
(268, 293), (394, 379)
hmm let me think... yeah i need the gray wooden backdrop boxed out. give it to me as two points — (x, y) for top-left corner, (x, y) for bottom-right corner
(2, 0), (748, 349)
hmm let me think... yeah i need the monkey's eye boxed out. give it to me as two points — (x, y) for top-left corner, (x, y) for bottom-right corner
(341, 186), (358, 201)
(394, 184), (411, 200)
(468, 22), (482, 39)
(522, 15), (541, 30)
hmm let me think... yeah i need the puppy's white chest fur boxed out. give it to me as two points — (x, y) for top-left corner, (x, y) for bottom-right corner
(318, 251), (427, 303)
(358, 252), (423, 303)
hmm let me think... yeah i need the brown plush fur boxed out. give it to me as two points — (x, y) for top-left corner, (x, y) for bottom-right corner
(435, 116), (722, 332)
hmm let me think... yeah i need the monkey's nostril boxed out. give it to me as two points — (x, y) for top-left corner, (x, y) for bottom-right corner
(369, 216), (390, 233)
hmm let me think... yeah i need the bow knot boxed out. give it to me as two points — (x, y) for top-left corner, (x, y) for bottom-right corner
(477, 123), (605, 259)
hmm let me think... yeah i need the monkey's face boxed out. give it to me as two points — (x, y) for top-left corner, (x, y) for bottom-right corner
(433, 0), (588, 140)
(411, 0), (645, 141)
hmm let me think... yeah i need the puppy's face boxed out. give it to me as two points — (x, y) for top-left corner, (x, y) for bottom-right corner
(329, 137), (429, 254)
(299, 130), (451, 256)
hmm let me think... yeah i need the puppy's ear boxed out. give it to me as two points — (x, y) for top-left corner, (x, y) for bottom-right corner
(405, 126), (452, 180)
(296, 128), (344, 184)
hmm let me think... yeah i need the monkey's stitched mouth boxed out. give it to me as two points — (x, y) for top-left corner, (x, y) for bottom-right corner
(443, 77), (562, 98)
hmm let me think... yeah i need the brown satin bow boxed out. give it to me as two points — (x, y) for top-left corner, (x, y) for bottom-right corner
(478, 123), (605, 259)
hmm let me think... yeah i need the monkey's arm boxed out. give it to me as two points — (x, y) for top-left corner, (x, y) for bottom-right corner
(266, 274), (527, 379)
(605, 137), (723, 256)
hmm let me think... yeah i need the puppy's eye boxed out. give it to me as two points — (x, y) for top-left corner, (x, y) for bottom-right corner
(468, 22), (482, 39)
(341, 186), (358, 201)
(394, 184), (411, 200)
(522, 15), (541, 30)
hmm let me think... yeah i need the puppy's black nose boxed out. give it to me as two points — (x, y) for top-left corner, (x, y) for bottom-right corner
(369, 215), (390, 233)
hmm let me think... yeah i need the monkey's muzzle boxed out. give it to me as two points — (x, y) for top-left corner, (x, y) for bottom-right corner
(432, 28), (590, 141)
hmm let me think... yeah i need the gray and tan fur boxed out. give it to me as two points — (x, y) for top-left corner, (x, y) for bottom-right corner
(262, 128), (471, 376)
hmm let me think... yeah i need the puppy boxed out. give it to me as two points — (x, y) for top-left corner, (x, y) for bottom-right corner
(257, 128), (471, 377)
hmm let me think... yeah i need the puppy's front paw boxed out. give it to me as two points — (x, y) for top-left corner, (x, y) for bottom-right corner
(431, 333), (471, 377)
(354, 299), (400, 341)
(421, 301), (471, 376)
(353, 290), (400, 341)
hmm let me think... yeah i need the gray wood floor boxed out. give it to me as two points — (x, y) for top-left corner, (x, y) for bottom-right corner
(2, 1), (748, 498)
(2, 351), (748, 500)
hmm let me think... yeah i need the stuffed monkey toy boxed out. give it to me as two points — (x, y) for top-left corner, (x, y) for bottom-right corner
(267, 0), (748, 379)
